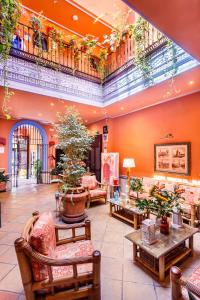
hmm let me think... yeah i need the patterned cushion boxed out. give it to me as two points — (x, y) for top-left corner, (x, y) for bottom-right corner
(32, 241), (93, 282)
(30, 212), (56, 282)
(52, 240), (93, 280)
(181, 203), (192, 216)
(186, 266), (200, 297)
(82, 175), (97, 190)
(90, 189), (106, 198)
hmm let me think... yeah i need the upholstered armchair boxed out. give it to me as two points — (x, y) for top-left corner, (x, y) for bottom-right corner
(82, 175), (108, 208)
(180, 189), (200, 227)
(15, 211), (101, 300)
(171, 266), (200, 300)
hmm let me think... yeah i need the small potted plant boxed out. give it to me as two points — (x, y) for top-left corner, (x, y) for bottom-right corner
(130, 177), (144, 199)
(136, 184), (184, 235)
(55, 107), (94, 223)
(0, 171), (9, 192)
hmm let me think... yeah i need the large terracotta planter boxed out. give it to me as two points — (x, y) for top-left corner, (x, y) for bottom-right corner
(62, 190), (88, 223)
(0, 182), (6, 192)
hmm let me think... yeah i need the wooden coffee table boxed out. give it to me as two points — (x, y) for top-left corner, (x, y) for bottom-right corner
(125, 224), (198, 281)
(109, 198), (148, 230)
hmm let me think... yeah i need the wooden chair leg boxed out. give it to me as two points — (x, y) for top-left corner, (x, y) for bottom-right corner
(15, 238), (35, 300)
(171, 266), (183, 300)
(191, 204), (196, 227)
(92, 250), (101, 300)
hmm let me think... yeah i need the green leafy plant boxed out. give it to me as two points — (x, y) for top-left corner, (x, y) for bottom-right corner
(97, 48), (108, 79)
(34, 159), (42, 183)
(0, 0), (21, 119)
(132, 16), (152, 79)
(136, 184), (184, 218)
(0, 171), (9, 183)
(55, 107), (94, 193)
(130, 177), (144, 199)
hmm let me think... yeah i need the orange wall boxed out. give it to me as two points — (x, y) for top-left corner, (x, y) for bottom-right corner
(89, 92), (200, 180)
(0, 119), (56, 172)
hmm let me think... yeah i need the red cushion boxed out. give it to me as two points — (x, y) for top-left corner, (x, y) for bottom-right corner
(90, 189), (106, 198)
(52, 240), (93, 280)
(186, 266), (200, 297)
(82, 175), (97, 190)
(30, 212), (56, 281)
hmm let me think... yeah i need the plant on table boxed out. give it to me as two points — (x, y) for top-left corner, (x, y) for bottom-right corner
(136, 184), (184, 234)
(130, 177), (144, 199)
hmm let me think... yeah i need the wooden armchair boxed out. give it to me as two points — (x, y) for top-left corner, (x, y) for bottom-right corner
(171, 266), (200, 300)
(15, 211), (101, 300)
(82, 175), (108, 208)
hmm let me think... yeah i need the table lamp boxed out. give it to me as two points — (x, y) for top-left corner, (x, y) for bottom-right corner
(123, 158), (135, 186)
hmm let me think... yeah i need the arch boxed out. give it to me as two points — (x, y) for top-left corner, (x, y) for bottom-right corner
(8, 120), (48, 174)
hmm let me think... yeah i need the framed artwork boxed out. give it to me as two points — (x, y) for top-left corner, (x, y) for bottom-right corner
(154, 142), (191, 175)
(101, 152), (119, 184)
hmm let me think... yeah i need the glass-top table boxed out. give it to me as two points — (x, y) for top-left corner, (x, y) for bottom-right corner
(109, 197), (149, 229)
(125, 224), (198, 281)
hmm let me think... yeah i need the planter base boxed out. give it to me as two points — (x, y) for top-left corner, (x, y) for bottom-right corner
(62, 212), (87, 224)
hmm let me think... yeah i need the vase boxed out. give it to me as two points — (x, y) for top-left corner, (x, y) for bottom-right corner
(160, 216), (169, 235)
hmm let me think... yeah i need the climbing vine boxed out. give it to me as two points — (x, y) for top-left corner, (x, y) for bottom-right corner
(0, 0), (22, 119)
(132, 16), (152, 80)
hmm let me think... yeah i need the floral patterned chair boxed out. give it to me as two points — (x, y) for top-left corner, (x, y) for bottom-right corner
(180, 187), (200, 227)
(82, 175), (108, 208)
(15, 211), (101, 300)
(171, 266), (200, 300)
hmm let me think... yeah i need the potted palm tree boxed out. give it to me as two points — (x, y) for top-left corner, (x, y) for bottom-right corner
(55, 107), (94, 223)
(0, 171), (9, 192)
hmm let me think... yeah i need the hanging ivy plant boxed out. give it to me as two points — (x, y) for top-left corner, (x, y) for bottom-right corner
(0, 0), (22, 119)
(132, 16), (152, 80)
(0, 0), (21, 60)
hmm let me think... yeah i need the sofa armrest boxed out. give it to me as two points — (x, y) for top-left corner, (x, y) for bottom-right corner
(55, 220), (91, 245)
(96, 181), (108, 189)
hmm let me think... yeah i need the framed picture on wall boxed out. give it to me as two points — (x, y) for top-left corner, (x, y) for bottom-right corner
(154, 142), (191, 175)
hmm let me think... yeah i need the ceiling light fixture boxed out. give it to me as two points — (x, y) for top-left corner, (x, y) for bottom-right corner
(50, 102), (55, 106)
(189, 80), (194, 85)
(72, 15), (78, 21)
(120, 106), (124, 111)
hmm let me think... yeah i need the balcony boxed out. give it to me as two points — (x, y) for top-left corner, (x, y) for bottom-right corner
(0, 19), (199, 107)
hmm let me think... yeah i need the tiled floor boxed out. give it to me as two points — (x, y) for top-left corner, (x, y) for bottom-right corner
(0, 184), (200, 300)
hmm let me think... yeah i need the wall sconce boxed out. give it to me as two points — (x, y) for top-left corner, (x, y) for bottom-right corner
(160, 133), (174, 139)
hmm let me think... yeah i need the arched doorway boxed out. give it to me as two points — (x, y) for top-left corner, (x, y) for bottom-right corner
(9, 120), (48, 187)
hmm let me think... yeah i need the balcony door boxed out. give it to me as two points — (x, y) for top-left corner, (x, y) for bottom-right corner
(86, 134), (102, 182)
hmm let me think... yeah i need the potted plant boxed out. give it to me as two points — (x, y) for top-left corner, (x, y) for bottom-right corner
(34, 159), (42, 184)
(130, 177), (144, 199)
(0, 171), (9, 192)
(55, 107), (94, 223)
(136, 184), (184, 235)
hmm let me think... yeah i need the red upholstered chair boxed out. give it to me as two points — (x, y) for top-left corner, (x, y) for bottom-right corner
(15, 211), (101, 300)
(82, 175), (108, 208)
(171, 266), (200, 300)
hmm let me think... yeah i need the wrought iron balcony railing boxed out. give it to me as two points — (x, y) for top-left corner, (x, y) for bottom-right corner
(5, 21), (167, 84)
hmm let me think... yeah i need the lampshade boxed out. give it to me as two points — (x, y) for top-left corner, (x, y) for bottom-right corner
(123, 158), (135, 168)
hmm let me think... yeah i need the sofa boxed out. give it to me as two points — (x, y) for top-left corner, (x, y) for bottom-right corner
(15, 211), (101, 300)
